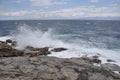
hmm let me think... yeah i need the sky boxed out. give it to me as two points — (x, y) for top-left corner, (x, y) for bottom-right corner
(0, 0), (120, 20)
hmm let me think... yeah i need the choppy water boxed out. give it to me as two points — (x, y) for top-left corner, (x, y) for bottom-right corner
(0, 20), (120, 65)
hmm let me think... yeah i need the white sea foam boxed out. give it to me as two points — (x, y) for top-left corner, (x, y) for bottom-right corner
(0, 36), (11, 41)
(48, 46), (120, 65)
(0, 25), (120, 66)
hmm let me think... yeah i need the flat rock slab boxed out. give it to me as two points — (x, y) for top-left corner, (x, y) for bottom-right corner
(0, 56), (120, 80)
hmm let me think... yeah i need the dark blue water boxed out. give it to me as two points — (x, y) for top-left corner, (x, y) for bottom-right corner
(0, 20), (120, 50)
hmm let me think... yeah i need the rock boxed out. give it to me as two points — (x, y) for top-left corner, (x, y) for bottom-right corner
(6, 39), (12, 43)
(92, 55), (99, 59)
(0, 49), (23, 57)
(6, 39), (17, 47)
(90, 58), (101, 64)
(25, 46), (36, 51)
(0, 41), (23, 57)
(51, 47), (67, 52)
(101, 63), (120, 71)
(61, 67), (78, 80)
(24, 47), (51, 57)
(0, 41), (12, 50)
(107, 59), (116, 62)
(0, 56), (119, 80)
(12, 41), (17, 47)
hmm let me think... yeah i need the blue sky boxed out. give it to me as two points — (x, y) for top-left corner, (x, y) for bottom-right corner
(0, 0), (120, 20)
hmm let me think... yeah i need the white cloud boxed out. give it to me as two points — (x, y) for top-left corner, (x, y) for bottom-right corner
(14, 0), (26, 3)
(0, 6), (120, 19)
(56, 6), (120, 18)
(90, 0), (99, 3)
(30, 0), (67, 6)
(0, 10), (28, 16)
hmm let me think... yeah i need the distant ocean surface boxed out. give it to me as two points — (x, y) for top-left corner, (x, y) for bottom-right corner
(0, 20), (120, 65)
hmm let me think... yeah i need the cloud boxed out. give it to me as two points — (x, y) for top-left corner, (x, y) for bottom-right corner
(52, 6), (120, 18)
(90, 0), (99, 3)
(0, 6), (120, 19)
(0, 10), (27, 16)
(30, 0), (67, 6)
(14, 0), (26, 3)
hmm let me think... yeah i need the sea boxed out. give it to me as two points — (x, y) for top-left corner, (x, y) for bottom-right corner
(0, 20), (120, 65)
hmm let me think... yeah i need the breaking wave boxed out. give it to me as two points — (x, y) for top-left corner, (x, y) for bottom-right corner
(11, 25), (69, 49)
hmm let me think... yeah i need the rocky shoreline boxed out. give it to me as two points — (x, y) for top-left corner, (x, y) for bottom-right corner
(0, 40), (120, 80)
(0, 40), (68, 57)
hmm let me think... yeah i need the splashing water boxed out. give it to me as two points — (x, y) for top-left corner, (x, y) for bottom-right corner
(12, 25), (68, 49)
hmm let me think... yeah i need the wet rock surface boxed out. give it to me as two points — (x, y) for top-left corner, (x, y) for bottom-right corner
(0, 56), (120, 80)
(107, 59), (116, 62)
(24, 46), (51, 57)
(0, 41), (23, 57)
(0, 41), (66, 57)
(51, 47), (67, 52)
